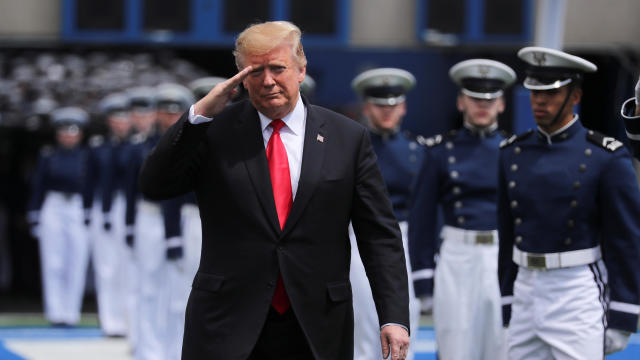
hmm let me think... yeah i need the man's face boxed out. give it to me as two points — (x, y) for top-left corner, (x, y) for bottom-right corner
(108, 113), (131, 139)
(529, 85), (581, 131)
(457, 94), (504, 128)
(157, 110), (182, 132)
(56, 129), (82, 149)
(363, 102), (406, 132)
(131, 109), (156, 134)
(241, 43), (306, 120)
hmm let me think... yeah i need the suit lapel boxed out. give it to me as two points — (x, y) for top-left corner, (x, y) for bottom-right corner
(282, 102), (325, 238)
(236, 102), (281, 235)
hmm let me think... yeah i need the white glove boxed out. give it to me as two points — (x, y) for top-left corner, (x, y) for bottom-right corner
(419, 296), (433, 314)
(30, 225), (41, 239)
(604, 328), (631, 355)
(635, 75), (640, 105)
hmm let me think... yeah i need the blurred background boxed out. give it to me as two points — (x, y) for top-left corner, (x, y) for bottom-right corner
(0, 0), (639, 357)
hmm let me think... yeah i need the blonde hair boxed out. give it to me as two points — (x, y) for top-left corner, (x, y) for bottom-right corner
(233, 21), (307, 70)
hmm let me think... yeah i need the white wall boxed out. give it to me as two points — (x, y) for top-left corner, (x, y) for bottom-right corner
(563, 0), (640, 49)
(350, 0), (418, 47)
(0, 0), (60, 40)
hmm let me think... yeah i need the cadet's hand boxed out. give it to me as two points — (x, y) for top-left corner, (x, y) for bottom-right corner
(605, 328), (631, 354)
(419, 296), (433, 314)
(193, 66), (253, 118)
(380, 325), (409, 360)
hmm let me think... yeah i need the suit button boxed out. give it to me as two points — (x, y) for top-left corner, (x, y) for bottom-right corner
(579, 164), (587, 172)
(446, 141), (454, 149)
(511, 200), (518, 208)
(514, 146), (521, 155)
(567, 219), (575, 228)
(509, 181), (516, 189)
(585, 148), (592, 156)
(510, 164), (518, 172)
(570, 200), (578, 208)
(450, 170), (459, 179)
(452, 186), (461, 195)
(454, 201), (462, 209)
(457, 216), (465, 225)
(573, 181), (581, 190)
(515, 236), (523, 244)
(448, 156), (456, 164)
(564, 238), (572, 245)
(514, 218), (522, 226)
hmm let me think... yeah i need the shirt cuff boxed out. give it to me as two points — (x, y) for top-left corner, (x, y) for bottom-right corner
(189, 104), (214, 124)
(381, 323), (409, 332)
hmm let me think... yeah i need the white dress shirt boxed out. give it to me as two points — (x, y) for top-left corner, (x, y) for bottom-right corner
(188, 94), (306, 199)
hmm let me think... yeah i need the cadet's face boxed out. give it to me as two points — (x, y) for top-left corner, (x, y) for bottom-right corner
(108, 114), (131, 139)
(131, 110), (156, 134)
(241, 43), (306, 120)
(363, 102), (406, 132)
(157, 111), (182, 132)
(457, 94), (504, 128)
(56, 130), (82, 149)
(530, 86), (581, 131)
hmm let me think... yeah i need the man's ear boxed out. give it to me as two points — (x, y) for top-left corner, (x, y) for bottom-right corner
(456, 95), (465, 112)
(571, 87), (583, 106)
(298, 66), (307, 84)
(497, 97), (505, 114)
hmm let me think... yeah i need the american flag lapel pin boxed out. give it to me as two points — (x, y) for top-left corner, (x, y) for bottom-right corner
(317, 134), (324, 143)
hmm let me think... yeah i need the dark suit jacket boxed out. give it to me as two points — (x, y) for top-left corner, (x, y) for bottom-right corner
(139, 97), (409, 360)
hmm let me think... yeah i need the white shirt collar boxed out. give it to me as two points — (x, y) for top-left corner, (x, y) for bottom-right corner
(259, 94), (305, 135)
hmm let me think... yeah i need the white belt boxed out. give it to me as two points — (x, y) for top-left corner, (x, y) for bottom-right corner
(513, 245), (601, 270)
(181, 204), (200, 218)
(137, 200), (161, 214)
(441, 225), (497, 245)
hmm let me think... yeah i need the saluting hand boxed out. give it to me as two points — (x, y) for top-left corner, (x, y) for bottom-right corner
(193, 66), (253, 118)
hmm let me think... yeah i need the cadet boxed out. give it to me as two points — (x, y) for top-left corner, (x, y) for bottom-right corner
(350, 68), (422, 360)
(620, 76), (640, 157)
(123, 85), (158, 354)
(153, 83), (195, 360)
(409, 59), (515, 360)
(27, 106), (91, 326)
(499, 47), (640, 358)
(87, 92), (132, 337)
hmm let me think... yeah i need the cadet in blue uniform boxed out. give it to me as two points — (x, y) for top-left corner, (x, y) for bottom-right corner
(410, 59), (515, 360)
(87, 92), (132, 337)
(620, 76), (640, 157)
(152, 83), (195, 360)
(499, 47), (640, 358)
(27, 107), (91, 326)
(350, 68), (422, 360)
(123, 85), (159, 355)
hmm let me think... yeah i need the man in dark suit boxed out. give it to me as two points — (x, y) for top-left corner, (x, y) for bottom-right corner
(138, 21), (410, 360)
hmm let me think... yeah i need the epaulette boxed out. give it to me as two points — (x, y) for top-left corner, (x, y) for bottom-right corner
(88, 135), (105, 148)
(40, 145), (54, 157)
(500, 129), (533, 149)
(586, 130), (624, 152)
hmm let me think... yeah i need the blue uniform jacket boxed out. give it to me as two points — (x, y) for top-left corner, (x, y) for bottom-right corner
(498, 118), (640, 332)
(369, 130), (424, 222)
(28, 145), (91, 218)
(409, 126), (506, 297)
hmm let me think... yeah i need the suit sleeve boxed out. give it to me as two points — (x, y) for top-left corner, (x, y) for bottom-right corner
(408, 148), (441, 297)
(497, 149), (518, 327)
(350, 127), (410, 330)
(139, 112), (209, 200)
(600, 149), (640, 332)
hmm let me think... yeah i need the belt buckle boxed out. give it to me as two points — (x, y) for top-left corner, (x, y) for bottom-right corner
(526, 254), (547, 269)
(475, 232), (494, 245)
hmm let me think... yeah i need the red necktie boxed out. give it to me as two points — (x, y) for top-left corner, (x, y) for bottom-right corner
(266, 119), (292, 314)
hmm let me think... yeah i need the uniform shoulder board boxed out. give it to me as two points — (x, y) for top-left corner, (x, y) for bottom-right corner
(40, 145), (54, 157)
(416, 134), (445, 148)
(447, 129), (458, 137)
(586, 130), (624, 152)
(88, 135), (105, 148)
(500, 129), (533, 149)
(499, 130), (512, 139)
